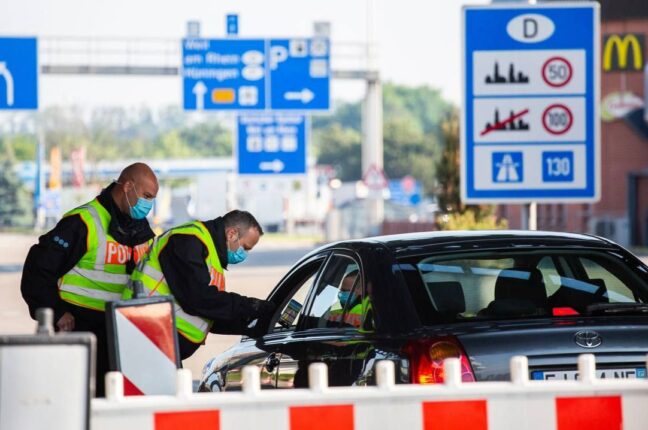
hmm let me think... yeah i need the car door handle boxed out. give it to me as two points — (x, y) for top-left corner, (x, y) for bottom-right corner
(265, 353), (280, 373)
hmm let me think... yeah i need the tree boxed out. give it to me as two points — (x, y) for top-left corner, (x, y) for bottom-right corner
(434, 110), (506, 230)
(312, 83), (453, 193)
(0, 146), (33, 227)
(435, 110), (462, 213)
(313, 124), (362, 181)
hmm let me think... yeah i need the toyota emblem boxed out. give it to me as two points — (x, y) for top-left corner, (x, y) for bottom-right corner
(574, 330), (602, 348)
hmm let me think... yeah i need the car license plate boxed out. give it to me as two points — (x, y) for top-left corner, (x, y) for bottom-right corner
(531, 367), (647, 381)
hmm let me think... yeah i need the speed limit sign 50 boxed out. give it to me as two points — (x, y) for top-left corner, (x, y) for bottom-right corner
(542, 57), (573, 88)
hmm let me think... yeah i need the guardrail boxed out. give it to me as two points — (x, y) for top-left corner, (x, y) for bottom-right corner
(93, 354), (648, 430)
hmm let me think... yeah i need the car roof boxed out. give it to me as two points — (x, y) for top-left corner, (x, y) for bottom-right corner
(305, 230), (620, 259)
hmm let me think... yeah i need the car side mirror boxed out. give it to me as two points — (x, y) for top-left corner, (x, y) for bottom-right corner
(278, 299), (303, 328)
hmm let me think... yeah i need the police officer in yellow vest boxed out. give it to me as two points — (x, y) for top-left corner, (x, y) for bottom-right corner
(126, 210), (276, 360)
(21, 163), (158, 396)
(325, 270), (373, 329)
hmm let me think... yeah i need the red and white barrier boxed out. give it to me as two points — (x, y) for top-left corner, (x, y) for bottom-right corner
(92, 354), (648, 430)
(106, 298), (180, 396)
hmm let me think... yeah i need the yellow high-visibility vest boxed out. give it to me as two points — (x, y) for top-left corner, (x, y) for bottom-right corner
(58, 199), (150, 311)
(127, 221), (225, 344)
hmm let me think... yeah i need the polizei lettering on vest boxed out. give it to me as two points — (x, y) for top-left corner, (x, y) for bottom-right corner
(106, 242), (149, 265)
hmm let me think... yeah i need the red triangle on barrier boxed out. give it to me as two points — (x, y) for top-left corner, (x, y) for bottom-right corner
(123, 375), (145, 396)
(118, 303), (177, 362)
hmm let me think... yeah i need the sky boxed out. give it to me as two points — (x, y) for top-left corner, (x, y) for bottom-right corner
(0, 0), (490, 110)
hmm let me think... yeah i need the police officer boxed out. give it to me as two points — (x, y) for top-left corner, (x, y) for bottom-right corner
(21, 163), (158, 396)
(127, 210), (276, 360)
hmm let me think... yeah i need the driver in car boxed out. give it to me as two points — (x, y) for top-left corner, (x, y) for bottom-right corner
(326, 270), (363, 328)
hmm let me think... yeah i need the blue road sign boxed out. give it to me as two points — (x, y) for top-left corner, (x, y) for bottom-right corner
(226, 14), (238, 36)
(462, 4), (599, 203)
(269, 38), (330, 110)
(237, 114), (307, 175)
(182, 37), (329, 111)
(388, 178), (422, 206)
(0, 37), (38, 110)
(182, 38), (266, 110)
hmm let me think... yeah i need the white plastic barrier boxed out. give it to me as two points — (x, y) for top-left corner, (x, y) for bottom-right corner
(92, 354), (648, 430)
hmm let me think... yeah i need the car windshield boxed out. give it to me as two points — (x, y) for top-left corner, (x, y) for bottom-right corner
(397, 249), (648, 324)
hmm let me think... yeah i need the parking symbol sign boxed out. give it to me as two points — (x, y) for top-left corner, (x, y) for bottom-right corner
(493, 152), (523, 183)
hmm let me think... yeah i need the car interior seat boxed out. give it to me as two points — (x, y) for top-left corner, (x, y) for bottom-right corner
(548, 277), (609, 314)
(426, 281), (466, 320)
(480, 267), (548, 317)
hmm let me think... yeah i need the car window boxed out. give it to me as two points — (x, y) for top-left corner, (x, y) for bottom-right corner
(303, 255), (361, 329)
(270, 256), (326, 332)
(397, 249), (648, 324)
(537, 256), (561, 296)
(273, 270), (318, 330)
(579, 256), (635, 303)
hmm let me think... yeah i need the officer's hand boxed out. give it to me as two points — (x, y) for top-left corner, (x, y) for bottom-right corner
(251, 299), (276, 319)
(56, 312), (75, 332)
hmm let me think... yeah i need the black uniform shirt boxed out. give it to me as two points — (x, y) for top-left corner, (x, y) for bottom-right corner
(158, 217), (259, 334)
(21, 184), (154, 324)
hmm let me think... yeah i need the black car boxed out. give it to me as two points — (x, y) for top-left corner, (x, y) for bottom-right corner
(199, 230), (648, 391)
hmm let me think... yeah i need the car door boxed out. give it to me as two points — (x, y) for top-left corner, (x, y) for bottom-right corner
(274, 252), (378, 389)
(231, 252), (326, 389)
(213, 254), (327, 391)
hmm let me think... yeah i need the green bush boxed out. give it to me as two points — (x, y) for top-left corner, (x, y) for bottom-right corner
(437, 210), (508, 231)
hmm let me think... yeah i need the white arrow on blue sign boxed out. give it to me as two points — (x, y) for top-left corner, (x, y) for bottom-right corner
(0, 37), (38, 110)
(182, 38), (329, 111)
(461, 4), (600, 203)
(237, 114), (308, 175)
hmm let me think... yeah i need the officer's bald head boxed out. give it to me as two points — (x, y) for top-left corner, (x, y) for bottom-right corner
(118, 163), (157, 187)
(112, 163), (159, 216)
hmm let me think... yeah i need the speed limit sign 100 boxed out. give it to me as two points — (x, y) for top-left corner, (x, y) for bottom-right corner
(542, 57), (573, 88)
(542, 104), (573, 135)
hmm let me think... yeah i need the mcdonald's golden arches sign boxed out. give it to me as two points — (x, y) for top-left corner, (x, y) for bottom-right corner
(603, 33), (645, 72)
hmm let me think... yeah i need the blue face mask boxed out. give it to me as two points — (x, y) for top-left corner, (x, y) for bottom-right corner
(338, 290), (352, 306)
(227, 247), (247, 264)
(227, 235), (248, 264)
(125, 184), (154, 220)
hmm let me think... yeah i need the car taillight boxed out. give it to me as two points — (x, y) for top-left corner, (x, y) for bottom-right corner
(403, 336), (476, 384)
(552, 307), (580, 316)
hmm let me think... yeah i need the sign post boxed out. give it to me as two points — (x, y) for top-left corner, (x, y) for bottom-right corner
(461, 4), (600, 221)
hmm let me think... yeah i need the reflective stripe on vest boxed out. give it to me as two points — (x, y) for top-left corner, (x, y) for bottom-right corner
(128, 221), (224, 344)
(72, 267), (130, 285)
(136, 262), (210, 333)
(86, 204), (107, 270)
(58, 199), (149, 311)
(58, 284), (123, 302)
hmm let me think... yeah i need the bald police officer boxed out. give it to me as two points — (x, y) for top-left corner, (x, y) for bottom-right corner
(21, 162), (159, 396)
